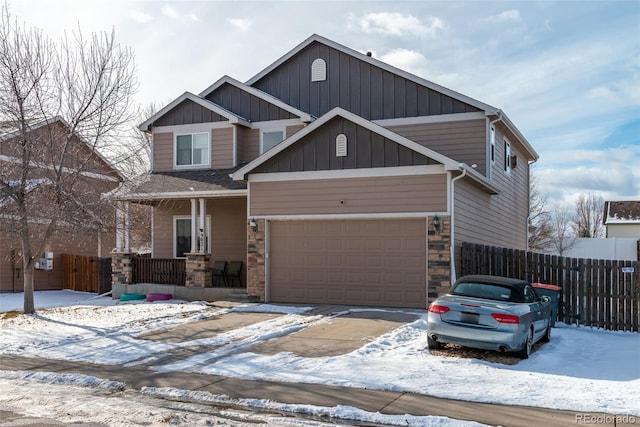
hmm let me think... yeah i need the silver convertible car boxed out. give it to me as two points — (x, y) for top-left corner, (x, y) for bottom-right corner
(426, 275), (553, 358)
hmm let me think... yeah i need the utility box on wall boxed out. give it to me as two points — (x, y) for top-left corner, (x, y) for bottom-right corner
(35, 252), (54, 271)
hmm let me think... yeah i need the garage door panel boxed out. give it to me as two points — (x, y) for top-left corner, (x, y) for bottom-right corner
(270, 219), (426, 308)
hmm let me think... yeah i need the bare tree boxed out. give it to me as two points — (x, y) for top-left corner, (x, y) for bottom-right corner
(0, 5), (137, 313)
(573, 192), (605, 238)
(548, 202), (578, 256)
(527, 168), (552, 251)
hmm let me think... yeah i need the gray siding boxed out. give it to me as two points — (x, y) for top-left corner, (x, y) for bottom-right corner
(153, 99), (227, 127)
(253, 116), (437, 174)
(205, 82), (295, 122)
(252, 41), (480, 121)
(388, 119), (487, 175)
(250, 174), (448, 216)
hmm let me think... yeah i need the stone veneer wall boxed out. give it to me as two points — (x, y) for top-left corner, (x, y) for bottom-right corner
(185, 252), (211, 287)
(111, 252), (134, 285)
(246, 219), (266, 301)
(428, 216), (451, 302)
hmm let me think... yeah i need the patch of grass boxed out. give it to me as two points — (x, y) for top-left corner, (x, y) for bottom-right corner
(1, 310), (22, 320)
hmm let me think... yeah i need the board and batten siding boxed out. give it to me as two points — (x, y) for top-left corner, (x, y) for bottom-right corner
(211, 127), (234, 169)
(252, 41), (480, 121)
(152, 99), (227, 127)
(205, 82), (295, 123)
(388, 119), (487, 175)
(250, 174), (447, 217)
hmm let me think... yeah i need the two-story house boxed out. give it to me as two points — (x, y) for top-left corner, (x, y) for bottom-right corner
(109, 34), (537, 309)
(0, 118), (122, 292)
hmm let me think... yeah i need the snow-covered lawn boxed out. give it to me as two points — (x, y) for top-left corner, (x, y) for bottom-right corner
(1, 290), (638, 422)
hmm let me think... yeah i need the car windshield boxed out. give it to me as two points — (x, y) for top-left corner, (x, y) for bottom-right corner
(451, 282), (515, 302)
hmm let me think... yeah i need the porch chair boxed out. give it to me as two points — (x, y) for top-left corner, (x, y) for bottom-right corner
(212, 260), (228, 287)
(227, 261), (243, 287)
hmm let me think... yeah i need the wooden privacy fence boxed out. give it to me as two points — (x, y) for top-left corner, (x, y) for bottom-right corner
(62, 254), (112, 294)
(461, 242), (640, 332)
(132, 257), (186, 286)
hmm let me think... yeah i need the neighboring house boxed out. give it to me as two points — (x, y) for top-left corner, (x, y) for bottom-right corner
(109, 34), (537, 308)
(604, 200), (640, 238)
(0, 118), (122, 292)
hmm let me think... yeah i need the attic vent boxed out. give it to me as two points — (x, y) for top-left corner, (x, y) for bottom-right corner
(311, 58), (326, 82)
(336, 134), (347, 157)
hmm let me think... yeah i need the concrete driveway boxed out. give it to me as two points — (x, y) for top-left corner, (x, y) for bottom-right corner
(248, 308), (420, 357)
(136, 304), (421, 357)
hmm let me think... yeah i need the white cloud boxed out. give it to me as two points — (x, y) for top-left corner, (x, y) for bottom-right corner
(161, 5), (198, 22)
(161, 5), (178, 19)
(228, 18), (252, 31)
(349, 12), (444, 38)
(380, 49), (428, 72)
(483, 9), (522, 23)
(129, 10), (153, 24)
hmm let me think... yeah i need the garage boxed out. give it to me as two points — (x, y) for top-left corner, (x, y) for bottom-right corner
(268, 219), (427, 308)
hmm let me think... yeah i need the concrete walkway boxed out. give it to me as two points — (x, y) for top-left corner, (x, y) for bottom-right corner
(0, 354), (626, 427)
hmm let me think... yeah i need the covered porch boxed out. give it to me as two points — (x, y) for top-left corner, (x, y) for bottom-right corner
(107, 169), (252, 301)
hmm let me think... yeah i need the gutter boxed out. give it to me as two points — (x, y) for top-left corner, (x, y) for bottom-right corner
(450, 165), (467, 284)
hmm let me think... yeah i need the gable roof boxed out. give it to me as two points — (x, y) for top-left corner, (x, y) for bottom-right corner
(233, 107), (459, 180)
(246, 34), (496, 113)
(232, 106), (500, 194)
(1, 116), (124, 181)
(604, 200), (640, 224)
(245, 34), (537, 161)
(199, 75), (314, 123)
(138, 92), (251, 132)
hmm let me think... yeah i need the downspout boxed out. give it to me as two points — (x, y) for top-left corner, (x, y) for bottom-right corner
(488, 110), (503, 180)
(450, 166), (466, 283)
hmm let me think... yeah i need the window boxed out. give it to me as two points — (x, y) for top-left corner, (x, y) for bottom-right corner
(504, 138), (511, 173)
(176, 133), (209, 167)
(174, 216), (211, 257)
(261, 130), (284, 153)
(490, 126), (496, 164)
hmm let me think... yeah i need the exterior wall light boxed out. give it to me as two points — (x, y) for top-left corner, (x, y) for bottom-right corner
(249, 218), (258, 233)
(433, 215), (441, 234)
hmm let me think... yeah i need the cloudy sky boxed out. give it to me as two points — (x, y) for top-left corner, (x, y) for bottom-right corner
(8, 0), (640, 205)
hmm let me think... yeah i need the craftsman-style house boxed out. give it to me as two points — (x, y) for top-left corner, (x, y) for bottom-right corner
(109, 34), (537, 308)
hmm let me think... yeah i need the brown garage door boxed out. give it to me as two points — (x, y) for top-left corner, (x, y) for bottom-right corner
(269, 219), (426, 308)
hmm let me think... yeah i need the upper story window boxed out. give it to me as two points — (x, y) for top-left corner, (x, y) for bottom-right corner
(176, 132), (209, 167)
(261, 130), (284, 153)
(311, 58), (326, 82)
(490, 126), (496, 164)
(504, 138), (511, 174)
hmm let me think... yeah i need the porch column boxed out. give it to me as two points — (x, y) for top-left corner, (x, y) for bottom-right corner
(199, 198), (206, 253)
(115, 201), (123, 252)
(124, 201), (131, 253)
(190, 198), (198, 253)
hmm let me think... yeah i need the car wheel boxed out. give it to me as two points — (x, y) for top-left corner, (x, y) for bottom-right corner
(427, 335), (442, 350)
(515, 328), (533, 359)
(541, 319), (552, 343)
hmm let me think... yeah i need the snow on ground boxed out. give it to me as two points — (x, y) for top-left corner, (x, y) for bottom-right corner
(0, 290), (639, 421)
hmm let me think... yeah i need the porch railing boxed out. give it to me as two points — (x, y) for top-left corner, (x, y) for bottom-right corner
(133, 257), (186, 286)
